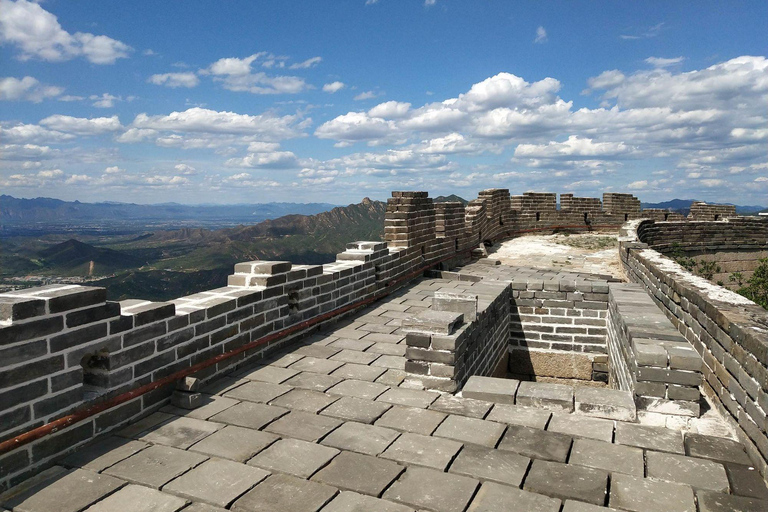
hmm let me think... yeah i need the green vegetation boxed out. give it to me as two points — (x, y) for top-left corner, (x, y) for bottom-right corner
(669, 243), (721, 279)
(554, 235), (617, 250)
(734, 259), (768, 310)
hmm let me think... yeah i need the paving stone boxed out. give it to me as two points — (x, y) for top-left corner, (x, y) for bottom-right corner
(462, 376), (519, 405)
(523, 459), (608, 506)
(2, 469), (125, 512)
(330, 350), (380, 365)
(231, 474), (337, 512)
(83, 484), (188, 512)
(375, 406), (447, 435)
(104, 445), (207, 489)
(568, 438), (643, 476)
(269, 388), (339, 413)
(209, 402), (288, 430)
(362, 332), (404, 344)
(161, 395), (239, 420)
(118, 412), (174, 439)
(320, 491), (414, 512)
(321, 421), (400, 455)
(295, 344), (341, 359)
(371, 355), (406, 370)
(366, 343), (406, 356)
(137, 416), (221, 449)
(201, 376), (249, 396)
(433, 415), (506, 447)
(485, 403), (551, 429)
(562, 500), (622, 512)
(614, 423), (684, 454)
(646, 451), (729, 492)
(327, 379), (389, 400)
(320, 396), (392, 423)
(290, 356), (345, 375)
(467, 481), (560, 512)
(515, 381), (574, 412)
(383, 466), (478, 512)
(498, 424), (572, 462)
(331, 363), (387, 382)
(247, 437), (338, 478)
(59, 436), (148, 472)
(264, 410), (343, 441)
(239, 365), (299, 384)
(312, 451), (404, 497)
(380, 432), (462, 470)
(329, 338), (375, 352)
(284, 372), (343, 391)
(574, 387), (636, 421)
(376, 369), (406, 386)
(449, 443), (530, 486)
(696, 490), (768, 512)
(609, 473), (695, 512)
(181, 503), (227, 512)
(223, 381), (292, 403)
(726, 464), (768, 499)
(428, 395), (493, 419)
(547, 414), (614, 443)
(264, 352), (305, 368)
(163, 458), (268, 508)
(377, 388), (439, 408)
(188, 425), (278, 462)
(684, 433), (752, 465)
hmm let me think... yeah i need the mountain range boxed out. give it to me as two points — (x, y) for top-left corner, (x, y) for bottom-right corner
(641, 199), (766, 215)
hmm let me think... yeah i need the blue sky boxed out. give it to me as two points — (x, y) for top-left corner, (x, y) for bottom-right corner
(1, 0), (766, 205)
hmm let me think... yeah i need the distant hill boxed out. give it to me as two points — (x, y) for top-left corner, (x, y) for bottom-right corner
(641, 199), (766, 216)
(39, 239), (143, 275)
(434, 194), (468, 205)
(0, 195), (336, 227)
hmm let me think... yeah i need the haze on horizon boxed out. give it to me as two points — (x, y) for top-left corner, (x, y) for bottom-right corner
(1, 0), (766, 206)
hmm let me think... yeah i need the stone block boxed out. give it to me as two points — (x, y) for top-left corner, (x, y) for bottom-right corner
(498, 424), (572, 462)
(725, 464), (768, 500)
(569, 438), (644, 476)
(609, 473), (695, 512)
(402, 310), (464, 335)
(224, 381), (292, 404)
(171, 391), (202, 410)
(547, 414), (614, 443)
(633, 340), (668, 367)
(2, 468), (124, 512)
(163, 458), (269, 508)
(177, 376), (201, 392)
(485, 403), (551, 429)
(523, 459), (608, 506)
(312, 451), (403, 497)
(515, 381), (574, 412)
(574, 386), (636, 421)
(696, 490), (768, 512)
(0, 296), (46, 323)
(137, 416), (221, 449)
(320, 396), (391, 424)
(462, 376), (519, 405)
(375, 405), (447, 436)
(209, 402), (289, 430)
(264, 410), (342, 442)
(84, 484), (188, 512)
(467, 482), (561, 512)
(684, 433), (752, 466)
(248, 438), (338, 478)
(285, 372), (343, 391)
(269, 388), (338, 413)
(321, 421), (400, 456)
(449, 444), (529, 487)
(614, 422), (684, 454)
(428, 394), (493, 418)
(231, 474), (336, 512)
(188, 425), (278, 462)
(646, 451), (729, 493)
(59, 436), (148, 472)
(380, 432), (462, 470)
(433, 292), (478, 322)
(104, 445), (207, 489)
(321, 492), (413, 512)
(377, 387), (439, 408)
(326, 379), (389, 400)
(433, 415), (506, 447)
(383, 466), (478, 512)
(234, 261), (292, 274)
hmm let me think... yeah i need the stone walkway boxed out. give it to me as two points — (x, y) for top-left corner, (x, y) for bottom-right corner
(2, 273), (767, 512)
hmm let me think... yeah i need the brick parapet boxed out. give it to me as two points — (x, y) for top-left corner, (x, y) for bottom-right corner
(689, 201), (737, 221)
(620, 218), (768, 479)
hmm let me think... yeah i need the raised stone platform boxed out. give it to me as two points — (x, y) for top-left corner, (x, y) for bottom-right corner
(2, 274), (765, 512)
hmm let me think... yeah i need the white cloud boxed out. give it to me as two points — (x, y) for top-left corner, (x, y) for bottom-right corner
(174, 163), (197, 175)
(226, 150), (298, 169)
(354, 90), (379, 101)
(323, 81), (346, 93)
(40, 115), (122, 135)
(620, 22), (664, 41)
(289, 56), (322, 69)
(148, 72), (200, 88)
(90, 93), (119, 108)
(1, 143), (58, 160)
(115, 128), (158, 143)
(0, 123), (74, 144)
(203, 53), (309, 94)
(0, 0), (131, 64)
(514, 136), (633, 159)
(645, 56), (684, 68)
(425, 0), (436, 6)
(369, 101), (411, 119)
(0, 76), (62, 102)
(534, 26), (547, 44)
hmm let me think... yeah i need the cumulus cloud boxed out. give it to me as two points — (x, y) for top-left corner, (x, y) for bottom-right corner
(645, 56), (684, 68)
(322, 81), (346, 93)
(39, 115), (122, 135)
(148, 72), (200, 88)
(90, 93), (119, 108)
(354, 90), (380, 101)
(0, 76), (63, 102)
(0, 0), (131, 64)
(534, 26), (547, 44)
(203, 53), (309, 94)
(0, 123), (74, 144)
(369, 101), (411, 119)
(514, 136), (634, 159)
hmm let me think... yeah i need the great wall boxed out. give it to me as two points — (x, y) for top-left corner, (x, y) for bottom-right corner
(1, 189), (767, 511)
